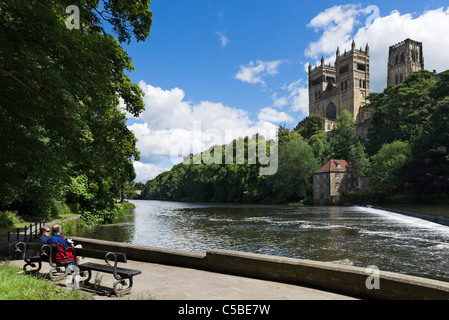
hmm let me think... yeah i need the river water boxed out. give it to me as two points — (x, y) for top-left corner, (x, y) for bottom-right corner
(72, 200), (449, 282)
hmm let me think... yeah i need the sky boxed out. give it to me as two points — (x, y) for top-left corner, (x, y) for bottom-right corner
(119, 0), (449, 183)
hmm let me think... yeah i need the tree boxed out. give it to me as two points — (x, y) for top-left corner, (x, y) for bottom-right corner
(348, 140), (370, 178)
(370, 141), (412, 194)
(266, 136), (319, 202)
(330, 110), (356, 159)
(297, 114), (325, 140)
(366, 70), (436, 156)
(0, 1), (152, 220)
(308, 131), (331, 164)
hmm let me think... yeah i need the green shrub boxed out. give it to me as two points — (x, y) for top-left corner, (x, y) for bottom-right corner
(0, 211), (23, 230)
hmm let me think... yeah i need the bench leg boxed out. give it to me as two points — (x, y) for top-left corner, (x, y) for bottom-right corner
(78, 269), (92, 286)
(113, 277), (133, 295)
(23, 261), (42, 273)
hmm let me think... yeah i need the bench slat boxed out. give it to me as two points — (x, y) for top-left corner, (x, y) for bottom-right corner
(77, 262), (142, 277)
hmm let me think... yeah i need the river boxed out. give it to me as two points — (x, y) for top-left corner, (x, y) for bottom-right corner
(71, 200), (449, 282)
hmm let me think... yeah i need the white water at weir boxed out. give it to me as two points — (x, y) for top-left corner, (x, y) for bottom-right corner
(73, 200), (449, 281)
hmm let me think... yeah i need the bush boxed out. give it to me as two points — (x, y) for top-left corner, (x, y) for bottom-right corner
(0, 211), (23, 230)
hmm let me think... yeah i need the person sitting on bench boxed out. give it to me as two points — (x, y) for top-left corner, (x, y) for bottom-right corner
(37, 227), (51, 245)
(48, 224), (75, 271)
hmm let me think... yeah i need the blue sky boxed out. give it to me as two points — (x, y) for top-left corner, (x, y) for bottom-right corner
(121, 1), (449, 182)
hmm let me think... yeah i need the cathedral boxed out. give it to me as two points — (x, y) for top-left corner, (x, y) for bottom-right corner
(302, 38), (424, 139)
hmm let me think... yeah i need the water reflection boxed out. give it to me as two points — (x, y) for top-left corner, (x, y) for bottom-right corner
(71, 200), (449, 282)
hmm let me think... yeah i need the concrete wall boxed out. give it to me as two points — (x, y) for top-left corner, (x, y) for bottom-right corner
(71, 236), (449, 300)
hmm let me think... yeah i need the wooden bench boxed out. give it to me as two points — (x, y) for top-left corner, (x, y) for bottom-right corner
(15, 242), (142, 295)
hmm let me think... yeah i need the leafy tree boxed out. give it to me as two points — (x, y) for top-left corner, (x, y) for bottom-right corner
(370, 141), (412, 194)
(406, 146), (449, 196)
(297, 114), (325, 140)
(0, 1), (152, 220)
(308, 131), (331, 164)
(330, 110), (356, 159)
(348, 140), (370, 178)
(266, 136), (319, 202)
(366, 70), (436, 156)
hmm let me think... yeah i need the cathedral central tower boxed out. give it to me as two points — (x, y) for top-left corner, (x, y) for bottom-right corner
(308, 40), (370, 132)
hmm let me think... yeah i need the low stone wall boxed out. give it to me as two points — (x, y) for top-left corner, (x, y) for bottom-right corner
(71, 236), (449, 300)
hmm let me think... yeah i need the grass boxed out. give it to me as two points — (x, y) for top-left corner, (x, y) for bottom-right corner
(0, 262), (92, 300)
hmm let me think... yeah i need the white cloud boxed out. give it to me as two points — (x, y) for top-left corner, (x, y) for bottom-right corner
(214, 31), (230, 47)
(353, 7), (449, 92)
(271, 79), (309, 118)
(235, 60), (283, 86)
(305, 4), (364, 59)
(258, 107), (294, 123)
(133, 161), (171, 183)
(305, 5), (449, 92)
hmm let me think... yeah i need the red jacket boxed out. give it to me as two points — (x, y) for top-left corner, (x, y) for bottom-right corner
(48, 234), (74, 263)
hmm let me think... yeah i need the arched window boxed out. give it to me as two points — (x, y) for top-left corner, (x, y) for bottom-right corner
(395, 74), (399, 85)
(326, 102), (337, 120)
(401, 52), (405, 62)
(395, 55), (399, 64)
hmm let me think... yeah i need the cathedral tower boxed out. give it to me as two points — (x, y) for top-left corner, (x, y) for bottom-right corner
(308, 40), (370, 131)
(387, 38), (424, 86)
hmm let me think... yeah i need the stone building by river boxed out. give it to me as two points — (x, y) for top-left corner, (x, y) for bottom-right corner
(313, 159), (370, 205)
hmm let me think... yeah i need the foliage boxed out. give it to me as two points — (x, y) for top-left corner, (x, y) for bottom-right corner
(296, 114), (325, 140)
(0, 1), (152, 222)
(265, 136), (319, 203)
(366, 70), (437, 156)
(0, 210), (23, 231)
(348, 141), (370, 178)
(370, 141), (412, 194)
(330, 110), (356, 159)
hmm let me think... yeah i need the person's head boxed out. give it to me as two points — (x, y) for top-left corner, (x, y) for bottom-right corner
(52, 224), (62, 235)
(40, 226), (51, 236)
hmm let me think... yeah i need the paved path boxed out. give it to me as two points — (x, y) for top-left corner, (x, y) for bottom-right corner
(5, 258), (358, 300)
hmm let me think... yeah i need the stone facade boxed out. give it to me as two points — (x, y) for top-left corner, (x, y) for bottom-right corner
(308, 40), (370, 134)
(313, 160), (358, 205)
(387, 38), (424, 87)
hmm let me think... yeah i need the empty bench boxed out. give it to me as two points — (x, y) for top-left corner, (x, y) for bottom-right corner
(73, 247), (142, 295)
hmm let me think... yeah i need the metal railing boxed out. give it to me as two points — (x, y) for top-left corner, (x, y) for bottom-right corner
(7, 220), (46, 249)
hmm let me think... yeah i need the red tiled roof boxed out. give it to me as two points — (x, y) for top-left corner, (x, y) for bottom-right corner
(314, 159), (350, 173)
